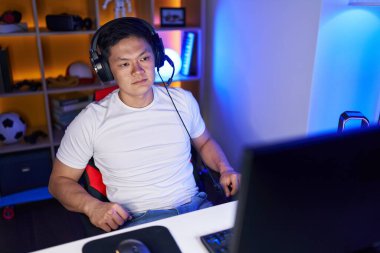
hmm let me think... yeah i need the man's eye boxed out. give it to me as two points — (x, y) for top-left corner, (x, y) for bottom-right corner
(141, 56), (150, 61)
(120, 63), (129, 67)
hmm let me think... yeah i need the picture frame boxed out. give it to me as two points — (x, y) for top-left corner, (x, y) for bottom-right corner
(160, 7), (186, 27)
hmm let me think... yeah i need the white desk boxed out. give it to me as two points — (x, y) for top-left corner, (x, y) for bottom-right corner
(31, 201), (237, 253)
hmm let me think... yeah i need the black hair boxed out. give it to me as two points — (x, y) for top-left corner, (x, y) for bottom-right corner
(96, 17), (156, 60)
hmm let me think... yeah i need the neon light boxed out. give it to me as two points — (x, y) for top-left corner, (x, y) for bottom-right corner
(180, 32), (195, 76)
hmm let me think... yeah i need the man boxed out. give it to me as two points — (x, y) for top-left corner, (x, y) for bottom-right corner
(48, 17), (240, 232)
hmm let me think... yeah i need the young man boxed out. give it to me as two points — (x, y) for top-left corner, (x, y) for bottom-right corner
(48, 17), (240, 232)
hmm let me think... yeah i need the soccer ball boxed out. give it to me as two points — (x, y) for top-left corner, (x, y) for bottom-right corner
(0, 112), (27, 144)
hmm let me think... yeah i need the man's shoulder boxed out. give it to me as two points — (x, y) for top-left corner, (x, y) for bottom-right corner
(73, 90), (117, 124)
(155, 85), (191, 99)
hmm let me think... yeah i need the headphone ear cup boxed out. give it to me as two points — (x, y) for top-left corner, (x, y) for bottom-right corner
(98, 56), (114, 82)
(153, 34), (166, 68)
(90, 51), (114, 82)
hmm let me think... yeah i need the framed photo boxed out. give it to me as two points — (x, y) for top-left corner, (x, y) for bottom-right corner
(160, 7), (186, 27)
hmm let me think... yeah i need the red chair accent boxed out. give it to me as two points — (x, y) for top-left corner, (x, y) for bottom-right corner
(83, 158), (108, 202)
(94, 85), (118, 101)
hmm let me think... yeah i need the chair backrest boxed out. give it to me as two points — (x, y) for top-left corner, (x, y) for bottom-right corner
(337, 111), (370, 132)
(94, 85), (118, 101)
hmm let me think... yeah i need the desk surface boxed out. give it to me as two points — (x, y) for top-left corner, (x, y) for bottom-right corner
(31, 201), (237, 253)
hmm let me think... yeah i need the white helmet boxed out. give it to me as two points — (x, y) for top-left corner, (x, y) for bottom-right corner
(66, 61), (94, 84)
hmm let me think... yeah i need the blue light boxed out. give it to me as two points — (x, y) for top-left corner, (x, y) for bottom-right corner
(308, 8), (380, 133)
(181, 32), (195, 76)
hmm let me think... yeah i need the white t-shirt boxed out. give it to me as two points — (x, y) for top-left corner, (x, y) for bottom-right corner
(57, 85), (206, 213)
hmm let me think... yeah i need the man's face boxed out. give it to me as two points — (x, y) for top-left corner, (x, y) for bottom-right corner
(108, 36), (156, 104)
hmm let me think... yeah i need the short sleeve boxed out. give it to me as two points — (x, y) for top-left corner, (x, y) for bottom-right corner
(185, 91), (206, 139)
(56, 106), (96, 169)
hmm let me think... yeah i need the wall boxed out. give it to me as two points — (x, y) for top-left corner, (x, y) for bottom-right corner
(204, 0), (322, 168)
(308, 0), (380, 134)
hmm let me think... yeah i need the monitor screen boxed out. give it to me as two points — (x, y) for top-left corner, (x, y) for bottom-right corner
(231, 127), (380, 253)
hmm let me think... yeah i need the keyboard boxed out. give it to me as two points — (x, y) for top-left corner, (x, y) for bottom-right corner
(200, 228), (233, 253)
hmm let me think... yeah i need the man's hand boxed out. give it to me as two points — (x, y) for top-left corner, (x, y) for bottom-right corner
(219, 168), (241, 198)
(87, 201), (130, 232)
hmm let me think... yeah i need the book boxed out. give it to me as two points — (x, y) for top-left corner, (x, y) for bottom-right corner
(52, 109), (82, 125)
(52, 92), (92, 107)
(52, 100), (91, 113)
(0, 47), (13, 93)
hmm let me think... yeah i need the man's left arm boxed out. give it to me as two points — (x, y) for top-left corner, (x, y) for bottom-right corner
(192, 129), (241, 197)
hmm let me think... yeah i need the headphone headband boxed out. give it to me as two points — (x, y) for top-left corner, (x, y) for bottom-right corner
(89, 17), (165, 83)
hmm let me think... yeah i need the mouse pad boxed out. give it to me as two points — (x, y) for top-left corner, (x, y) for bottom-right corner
(82, 225), (181, 253)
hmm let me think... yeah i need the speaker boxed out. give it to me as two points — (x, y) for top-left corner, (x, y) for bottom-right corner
(89, 17), (166, 83)
(0, 47), (13, 93)
(0, 149), (52, 196)
(46, 14), (88, 31)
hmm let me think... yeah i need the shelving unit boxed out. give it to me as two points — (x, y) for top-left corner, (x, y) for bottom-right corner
(0, 0), (205, 208)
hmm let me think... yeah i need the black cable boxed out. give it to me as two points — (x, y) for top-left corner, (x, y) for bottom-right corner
(156, 67), (226, 199)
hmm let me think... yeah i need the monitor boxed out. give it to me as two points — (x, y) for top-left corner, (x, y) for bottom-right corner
(231, 127), (380, 253)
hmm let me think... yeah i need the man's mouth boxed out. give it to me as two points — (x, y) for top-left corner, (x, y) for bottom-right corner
(132, 79), (147, 85)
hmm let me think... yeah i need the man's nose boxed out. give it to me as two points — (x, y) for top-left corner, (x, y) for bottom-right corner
(131, 62), (144, 75)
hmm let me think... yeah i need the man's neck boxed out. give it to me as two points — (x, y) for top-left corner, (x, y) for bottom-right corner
(118, 88), (154, 108)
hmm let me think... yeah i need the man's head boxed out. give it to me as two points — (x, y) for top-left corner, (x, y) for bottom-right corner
(89, 17), (165, 83)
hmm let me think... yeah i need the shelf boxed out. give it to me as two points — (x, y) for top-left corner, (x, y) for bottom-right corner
(0, 90), (44, 98)
(47, 83), (114, 94)
(156, 27), (201, 32)
(39, 29), (96, 36)
(0, 187), (52, 208)
(0, 126), (50, 155)
(0, 139), (51, 155)
(0, 29), (37, 37)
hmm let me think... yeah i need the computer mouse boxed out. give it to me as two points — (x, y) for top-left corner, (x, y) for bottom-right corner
(115, 238), (151, 253)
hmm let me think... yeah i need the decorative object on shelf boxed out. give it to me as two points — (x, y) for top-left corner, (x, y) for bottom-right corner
(160, 7), (186, 27)
(24, 130), (48, 145)
(181, 32), (196, 76)
(0, 112), (27, 145)
(46, 75), (79, 88)
(51, 92), (93, 130)
(0, 10), (27, 33)
(103, 0), (132, 19)
(83, 17), (93, 30)
(1, 10), (22, 24)
(155, 48), (181, 83)
(0, 47), (13, 93)
(66, 61), (95, 84)
(13, 79), (42, 92)
(45, 14), (92, 31)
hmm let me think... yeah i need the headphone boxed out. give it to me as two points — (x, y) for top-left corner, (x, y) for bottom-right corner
(89, 17), (172, 83)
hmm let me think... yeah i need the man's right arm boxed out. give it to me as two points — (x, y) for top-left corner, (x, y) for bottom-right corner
(48, 158), (130, 232)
